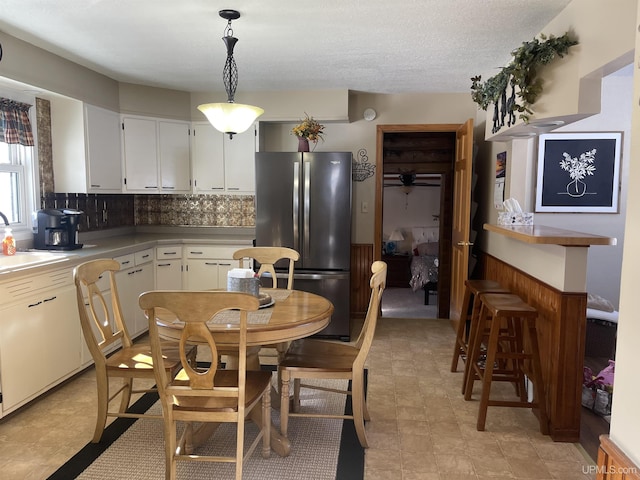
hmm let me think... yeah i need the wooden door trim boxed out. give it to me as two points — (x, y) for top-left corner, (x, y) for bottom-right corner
(375, 124), (462, 319)
(374, 124), (462, 262)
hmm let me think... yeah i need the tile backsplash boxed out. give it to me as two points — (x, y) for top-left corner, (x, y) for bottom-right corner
(40, 192), (255, 233)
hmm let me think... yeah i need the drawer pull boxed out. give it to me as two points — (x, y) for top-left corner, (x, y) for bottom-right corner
(43, 296), (57, 303)
(28, 301), (42, 308)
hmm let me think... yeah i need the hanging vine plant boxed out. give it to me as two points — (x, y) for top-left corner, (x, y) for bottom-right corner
(470, 32), (578, 133)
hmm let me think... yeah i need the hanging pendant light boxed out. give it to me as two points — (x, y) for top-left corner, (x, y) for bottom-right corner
(198, 9), (264, 139)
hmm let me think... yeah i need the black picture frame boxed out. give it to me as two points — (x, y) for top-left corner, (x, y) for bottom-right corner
(535, 132), (621, 213)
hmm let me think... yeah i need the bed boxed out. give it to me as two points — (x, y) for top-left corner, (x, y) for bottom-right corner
(409, 226), (439, 305)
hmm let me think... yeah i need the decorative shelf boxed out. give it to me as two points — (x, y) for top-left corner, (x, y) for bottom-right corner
(483, 223), (616, 247)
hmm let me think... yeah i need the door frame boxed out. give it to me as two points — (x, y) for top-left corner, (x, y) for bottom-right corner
(374, 123), (464, 319)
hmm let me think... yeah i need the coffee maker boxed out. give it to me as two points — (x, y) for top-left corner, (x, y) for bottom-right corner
(33, 208), (84, 250)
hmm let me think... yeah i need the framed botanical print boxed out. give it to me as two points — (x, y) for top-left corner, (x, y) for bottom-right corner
(535, 132), (621, 213)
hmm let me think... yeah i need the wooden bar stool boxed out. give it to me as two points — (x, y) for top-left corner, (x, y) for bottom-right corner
(451, 279), (510, 392)
(463, 293), (549, 434)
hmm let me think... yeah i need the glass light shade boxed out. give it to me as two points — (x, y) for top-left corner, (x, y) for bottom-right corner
(197, 102), (264, 136)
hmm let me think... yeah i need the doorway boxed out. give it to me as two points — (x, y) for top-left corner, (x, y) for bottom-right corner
(374, 125), (457, 319)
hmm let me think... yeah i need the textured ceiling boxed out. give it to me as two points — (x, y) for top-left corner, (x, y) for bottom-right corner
(0, 0), (572, 94)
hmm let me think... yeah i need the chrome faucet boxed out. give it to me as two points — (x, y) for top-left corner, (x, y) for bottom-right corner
(0, 211), (9, 226)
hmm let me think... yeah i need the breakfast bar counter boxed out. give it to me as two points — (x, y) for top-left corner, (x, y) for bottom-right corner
(482, 223), (615, 442)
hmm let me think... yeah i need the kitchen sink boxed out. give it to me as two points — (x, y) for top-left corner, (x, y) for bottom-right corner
(0, 251), (74, 272)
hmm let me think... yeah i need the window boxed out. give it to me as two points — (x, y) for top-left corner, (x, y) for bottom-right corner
(0, 92), (38, 237)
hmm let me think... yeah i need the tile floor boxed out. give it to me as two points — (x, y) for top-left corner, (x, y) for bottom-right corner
(0, 316), (597, 480)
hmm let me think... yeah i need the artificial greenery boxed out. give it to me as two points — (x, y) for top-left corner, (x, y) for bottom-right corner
(470, 32), (578, 133)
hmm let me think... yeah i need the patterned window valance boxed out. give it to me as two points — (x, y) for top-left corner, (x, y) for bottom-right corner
(0, 98), (34, 146)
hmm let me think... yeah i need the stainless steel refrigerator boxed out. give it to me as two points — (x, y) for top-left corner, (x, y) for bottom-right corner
(255, 151), (351, 340)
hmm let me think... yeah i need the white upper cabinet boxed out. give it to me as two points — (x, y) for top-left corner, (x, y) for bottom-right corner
(122, 115), (191, 193)
(191, 122), (256, 195)
(84, 105), (123, 192)
(192, 122), (225, 193)
(50, 99), (122, 193)
(224, 127), (256, 193)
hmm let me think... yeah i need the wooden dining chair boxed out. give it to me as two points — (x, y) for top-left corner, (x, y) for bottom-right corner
(233, 246), (300, 364)
(73, 259), (196, 443)
(278, 260), (387, 448)
(139, 290), (272, 480)
(232, 246), (300, 289)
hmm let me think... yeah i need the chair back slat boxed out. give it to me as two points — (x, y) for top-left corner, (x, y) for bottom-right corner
(233, 246), (300, 290)
(139, 291), (259, 404)
(74, 258), (131, 361)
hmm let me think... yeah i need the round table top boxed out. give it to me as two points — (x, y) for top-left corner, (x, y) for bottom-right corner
(154, 288), (334, 347)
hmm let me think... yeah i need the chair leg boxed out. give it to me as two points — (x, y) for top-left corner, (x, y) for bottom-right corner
(118, 378), (134, 413)
(476, 317), (501, 431)
(92, 368), (110, 443)
(293, 378), (301, 412)
(451, 286), (472, 372)
(235, 410), (244, 480)
(261, 383), (271, 458)
(166, 417), (177, 480)
(464, 303), (488, 401)
(279, 370), (290, 439)
(351, 372), (369, 448)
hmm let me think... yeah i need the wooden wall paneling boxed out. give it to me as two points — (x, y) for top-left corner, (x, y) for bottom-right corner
(351, 244), (374, 317)
(483, 253), (586, 442)
(596, 435), (640, 480)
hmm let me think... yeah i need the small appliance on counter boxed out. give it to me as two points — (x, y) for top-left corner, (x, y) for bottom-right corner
(33, 208), (84, 250)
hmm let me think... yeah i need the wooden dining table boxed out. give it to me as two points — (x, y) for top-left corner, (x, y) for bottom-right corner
(152, 288), (334, 457)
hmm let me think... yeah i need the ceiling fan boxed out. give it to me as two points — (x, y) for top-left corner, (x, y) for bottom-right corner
(383, 172), (441, 187)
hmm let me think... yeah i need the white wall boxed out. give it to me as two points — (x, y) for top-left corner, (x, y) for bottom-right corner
(609, 1), (640, 466)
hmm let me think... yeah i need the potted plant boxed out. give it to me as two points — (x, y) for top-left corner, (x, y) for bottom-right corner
(470, 32), (578, 133)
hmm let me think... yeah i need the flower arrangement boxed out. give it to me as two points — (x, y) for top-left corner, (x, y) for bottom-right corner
(291, 113), (325, 143)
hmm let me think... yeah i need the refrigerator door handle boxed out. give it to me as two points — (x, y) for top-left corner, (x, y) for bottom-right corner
(303, 159), (311, 261)
(293, 161), (300, 249)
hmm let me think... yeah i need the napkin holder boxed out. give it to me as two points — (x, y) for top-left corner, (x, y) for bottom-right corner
(227, 268), (260, 297)
(497, 211), (534, 226)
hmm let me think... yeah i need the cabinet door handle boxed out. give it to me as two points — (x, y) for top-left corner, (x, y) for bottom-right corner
(121, 260), (131, 265)
(163, 186), (175, 189)
(205, 262), (218, 266)
(141, 254), (150, 259)
(28, 301), (43, 308)
(128, 271), (136, 276)
(91, 184), (101, 188)
(219, 263), (231, 266)
(163, 251), (178, 256)
(227, 187), (239, 191)
(43, 296), (57, 303)
(145, 186), (157, 189)
(190, 251), (204, 255)
(157, 263), (172, 267)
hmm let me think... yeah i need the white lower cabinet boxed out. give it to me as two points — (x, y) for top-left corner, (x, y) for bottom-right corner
(155, 245), (183, 290)
(184, 245), (240, 290)
(114, 248), (154, 338)
(0, 269), (81, 415)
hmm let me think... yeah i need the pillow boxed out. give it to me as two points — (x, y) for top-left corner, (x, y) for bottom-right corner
(587, 293), (615, 313)
(415, 242), (439, 256)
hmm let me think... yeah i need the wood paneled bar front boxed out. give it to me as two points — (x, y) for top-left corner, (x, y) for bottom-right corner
(482, 224), (615, 442)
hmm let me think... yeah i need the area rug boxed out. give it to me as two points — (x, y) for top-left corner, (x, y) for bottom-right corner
(48, 372), (364, 480)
